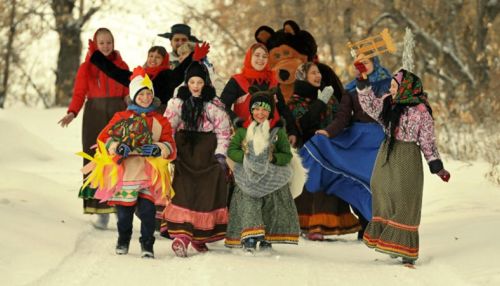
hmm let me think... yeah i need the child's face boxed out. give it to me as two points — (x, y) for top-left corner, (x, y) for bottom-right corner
(306, 64), (322, 87)
(135, 89), (154, 108)
(251, 47), (269, 71)
(188, 76), (205, 97)
(178, 48), (191, 62)
(146, 51), (164, 68)
(252, 106), (270, 124)
(389, 79), (398, 99)
(96, 32), (114, 56)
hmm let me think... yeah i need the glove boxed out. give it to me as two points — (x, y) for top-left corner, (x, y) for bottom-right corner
(193, 42), (210, 61)
(88, 39), (97, 55)
(116, 143), (131, 158)
(437, 169), (450, 182)
(141, 144), (161, 157)
(354, 61), (367, 75)
(318, 86), (334, 104)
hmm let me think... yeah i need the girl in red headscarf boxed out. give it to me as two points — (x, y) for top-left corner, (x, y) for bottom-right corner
(221, 43), (298, 141)
(58, 28), (129, 227)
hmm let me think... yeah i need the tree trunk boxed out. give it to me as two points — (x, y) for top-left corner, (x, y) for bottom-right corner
(51, 0), (83, 107)
(0, 0), (17, 108)
(474, 0), (490, 88)
(54, 26), (82, 106)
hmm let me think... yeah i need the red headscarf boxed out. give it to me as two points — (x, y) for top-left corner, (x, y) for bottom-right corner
(85, 28), (120, 75)
(144, 53), (170, 80)
(239, 43), (276, 86)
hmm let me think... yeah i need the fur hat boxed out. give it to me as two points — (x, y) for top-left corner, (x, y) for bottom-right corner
(129, 66), (154, 103)
(157, 23), (201, 42)
(248, 86), (277, 119)
(185, 61), (210, 84)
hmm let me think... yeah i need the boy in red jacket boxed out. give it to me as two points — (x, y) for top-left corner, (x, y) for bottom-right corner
(95, 67), (176, 258)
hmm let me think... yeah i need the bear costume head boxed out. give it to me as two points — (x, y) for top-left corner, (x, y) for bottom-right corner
(255, 20), (344, 103)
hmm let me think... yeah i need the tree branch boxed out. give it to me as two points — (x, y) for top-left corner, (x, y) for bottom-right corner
(13, 61), (50, 108)
(180, 3), (245, 54)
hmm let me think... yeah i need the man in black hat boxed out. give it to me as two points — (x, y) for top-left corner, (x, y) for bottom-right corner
(158, 23), (201, 68)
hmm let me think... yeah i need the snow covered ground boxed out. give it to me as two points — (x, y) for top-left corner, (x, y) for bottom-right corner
(1, 107), (499, 286)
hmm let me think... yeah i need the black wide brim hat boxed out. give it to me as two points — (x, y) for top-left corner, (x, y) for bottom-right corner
(158, 23), (201, 42)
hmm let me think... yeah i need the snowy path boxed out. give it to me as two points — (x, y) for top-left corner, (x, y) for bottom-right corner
(1, 108), (499, 286)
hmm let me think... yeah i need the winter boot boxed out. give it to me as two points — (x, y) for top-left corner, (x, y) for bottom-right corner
(402, 257), (416, 266)
(139, 237), (155, 259)
(191, 241), (209, 253)
(115, 236), (130, 255)
(171, 237), (189, 257)
(243, 238), (257, 253)
(93, 213), (110, 230)
(306, 233), (324, 241)
(259, 241), (272, 251)
(357, 219), (368, 240)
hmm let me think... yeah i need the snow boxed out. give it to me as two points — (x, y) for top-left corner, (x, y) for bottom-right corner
(1, 107), (499, 286)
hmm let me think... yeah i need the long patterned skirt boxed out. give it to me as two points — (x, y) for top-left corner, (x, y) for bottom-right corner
(225, 184), (300, 247)
(78, 97), (126, 214)
(363, 140), (423, 261)
(162, 131), (228, 243)
(295, 189), (361, 236)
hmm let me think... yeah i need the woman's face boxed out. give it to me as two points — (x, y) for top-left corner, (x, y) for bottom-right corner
(146, 51), (164, 68)
(96, 32), (114, 56)
(251, 47), (269, 71)
(252, 106), (270, 124)
(135, 89), (154, 108)
(389, 79), (398, 98)
(306, 65), (322, 87)
(188, 76), (205, 97)
(358, 57), (375, 75)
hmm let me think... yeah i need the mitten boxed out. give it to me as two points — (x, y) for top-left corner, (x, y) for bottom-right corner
(116, 143), (131, 158)
(141, 144), (161, 157)
(318, 86), (334, 104)
(193, 42), (210, 61)
(354, 60), (368, 80)
(88, 39), (97, 55)
(437, 169), (451, 182)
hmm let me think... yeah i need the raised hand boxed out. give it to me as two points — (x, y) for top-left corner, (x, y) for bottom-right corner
(318, 86), (334, 104)
(88, 39), (97, 55)
(193, 42), (210, 61)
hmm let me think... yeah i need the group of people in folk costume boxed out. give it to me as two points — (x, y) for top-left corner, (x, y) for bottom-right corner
(58, 21), (450, 267)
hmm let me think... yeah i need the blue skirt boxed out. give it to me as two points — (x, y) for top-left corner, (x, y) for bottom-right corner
(299, 122), (384, 220)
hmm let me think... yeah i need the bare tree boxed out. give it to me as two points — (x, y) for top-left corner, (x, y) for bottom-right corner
(0, 0), (51, 108)
(364, 0), (499, 122)
(0, 0), (17, 108)
(51, 0), (100, 106)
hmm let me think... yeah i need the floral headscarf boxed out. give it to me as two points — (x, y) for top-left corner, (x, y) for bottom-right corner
(295, 62), (316, 81)
(392, 69), (428, 106)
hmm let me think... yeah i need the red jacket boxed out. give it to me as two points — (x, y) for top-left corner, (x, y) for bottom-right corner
(97, 110), (177, 161)
(67, 51), (129, 116)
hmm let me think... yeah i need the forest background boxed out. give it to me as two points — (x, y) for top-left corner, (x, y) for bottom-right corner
(0, 0), (498, 183)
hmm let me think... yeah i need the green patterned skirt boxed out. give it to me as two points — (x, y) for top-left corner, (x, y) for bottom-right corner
(225, 184), (300, 248)
(363, 140), (423, 261)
